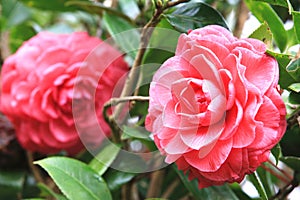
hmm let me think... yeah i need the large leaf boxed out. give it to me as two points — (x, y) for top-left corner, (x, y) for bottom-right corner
(20, 0), (84, 11)
(103, 169), (135, 191)
(89, 143), (120, 176)
(103, 12), (139, 59)
(1, 0), (31, 30)
(292, 11), (300, 43)
(266, 50), (294, 88)
(252, 0), (291, 8)
(37, 183), (68, 200)
(245, 0), (288, 52)
(164, 2), (228, 33)
(35, 157), (112, 200)
(174, 165), (238, 200)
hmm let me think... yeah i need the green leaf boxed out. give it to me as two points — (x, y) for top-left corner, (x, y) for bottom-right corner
(248, 172), (268, 200)
(288, 91), (300, 104)
(1, 0), (31, 30)
(256, 167), (276, 198)
(271, 143), (282, 165)
(249, 22), (272, 48)
(35, 157), (112, 200)
(0, 170), (25, 199)
(289, 83), (300, 93)
(103, 12), (139, 59)
(266, 50), (294, 88)
(103, 169), (135, 191)
(20, 0), (81, 11)
(287, 58), (300, 82)
(251, 0), (290, 8)
(164, 2), (228, 33)
(280, 156), (300, 171)
(245, 0), (288, 52)
(292, 11), (300, 43)
(121, 125), (152, 141)
(89, 143), (120, 176)
(119, 0), (140, 19)
(174, 165), (238, 200)
(37, 183), (68, 200)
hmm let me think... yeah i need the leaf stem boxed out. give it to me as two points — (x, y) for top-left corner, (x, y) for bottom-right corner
(26, 151), (45, 184)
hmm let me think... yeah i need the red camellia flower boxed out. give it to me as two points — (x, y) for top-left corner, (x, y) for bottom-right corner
(146, 25), (287, 188)
(1, 32), (128, 154)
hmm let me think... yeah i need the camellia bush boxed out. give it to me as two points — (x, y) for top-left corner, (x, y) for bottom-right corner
(0, 0), (300, 200)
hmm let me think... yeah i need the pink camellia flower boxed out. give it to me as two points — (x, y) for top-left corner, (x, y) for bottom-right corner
(146, 25), (286, 188)
(1, 32), (128, 154)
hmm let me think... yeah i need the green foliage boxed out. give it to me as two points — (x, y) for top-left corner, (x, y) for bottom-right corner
(35, 157), (112, 200)
(249, 22), (273, 47)
(0, 170), (25, 199)
(164, 2), (228, 33)
(248, 172), (268, 200)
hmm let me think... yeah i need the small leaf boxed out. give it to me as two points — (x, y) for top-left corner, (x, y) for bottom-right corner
(292, 11), (300, 43)
(248, 172), (268, 200)
(103, 12), (139, 59)
(245, 0), (288, 52)
(66, 1), (131, 22)
(103, 169), (136, 191)
(271, 143), (282, 165)
(121, 125), (152, 141)
(37, 183), (68, 200)
(164, 2), (228, 33)
(289, 83), (300, 93)
(35, 157), (112, 200)
(249, 21), (272, 48)
(287, 58), (300, 82)
(266, 50), (294, 88)
(89, 143), (120, 176)
(280, 156), (300, 171)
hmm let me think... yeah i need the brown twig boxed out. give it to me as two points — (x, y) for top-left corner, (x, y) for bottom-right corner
(112, 0), (190, 120)
(267, 159), (294, 181)
(233, 0), (249, 38)
(287, 108), (300, 129)
(26, 151), (45, 184)
(260, 164), (290, 184)
(269, 178), (299, 200)
(0, 31), (11, 61)
(161, 179), (180, 199)
(146, 169), (165, 198)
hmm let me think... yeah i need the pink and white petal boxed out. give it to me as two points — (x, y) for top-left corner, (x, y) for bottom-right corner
(184, 138), (232, 172)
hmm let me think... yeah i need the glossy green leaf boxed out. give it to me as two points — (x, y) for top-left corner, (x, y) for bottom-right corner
(103, 12), (139, 59)
(89, 143), (120, 176)
(229, 183), (252, 200)
(174, 165), (238, 200)
(271, 143), (282, 165)
(289, 91), (300, 104)
(35, 157), (112, 200)
(266, 50), (294, 88)
(245, 0), (288, 52)
(249, 21), (272, 47)
(289, 83), (300, 92)
(121, 125), (152, 141)
(280, 156), (300, 171)
(292, 11), (300, 42)
(287, 58), (300, 81)
(248, 172), (268, 200)
(37, 183), (67, 200)
(1, 0), (31, 30)
(164, 2), (228, 33)
(103, 169), (135, 191)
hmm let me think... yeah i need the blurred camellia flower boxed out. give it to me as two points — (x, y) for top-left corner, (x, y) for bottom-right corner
(1, 32), (128, 154)
(146, 25), (287, 188)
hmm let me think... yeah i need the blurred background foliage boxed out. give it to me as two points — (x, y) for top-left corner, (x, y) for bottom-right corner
(1, 0), (300, 199)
